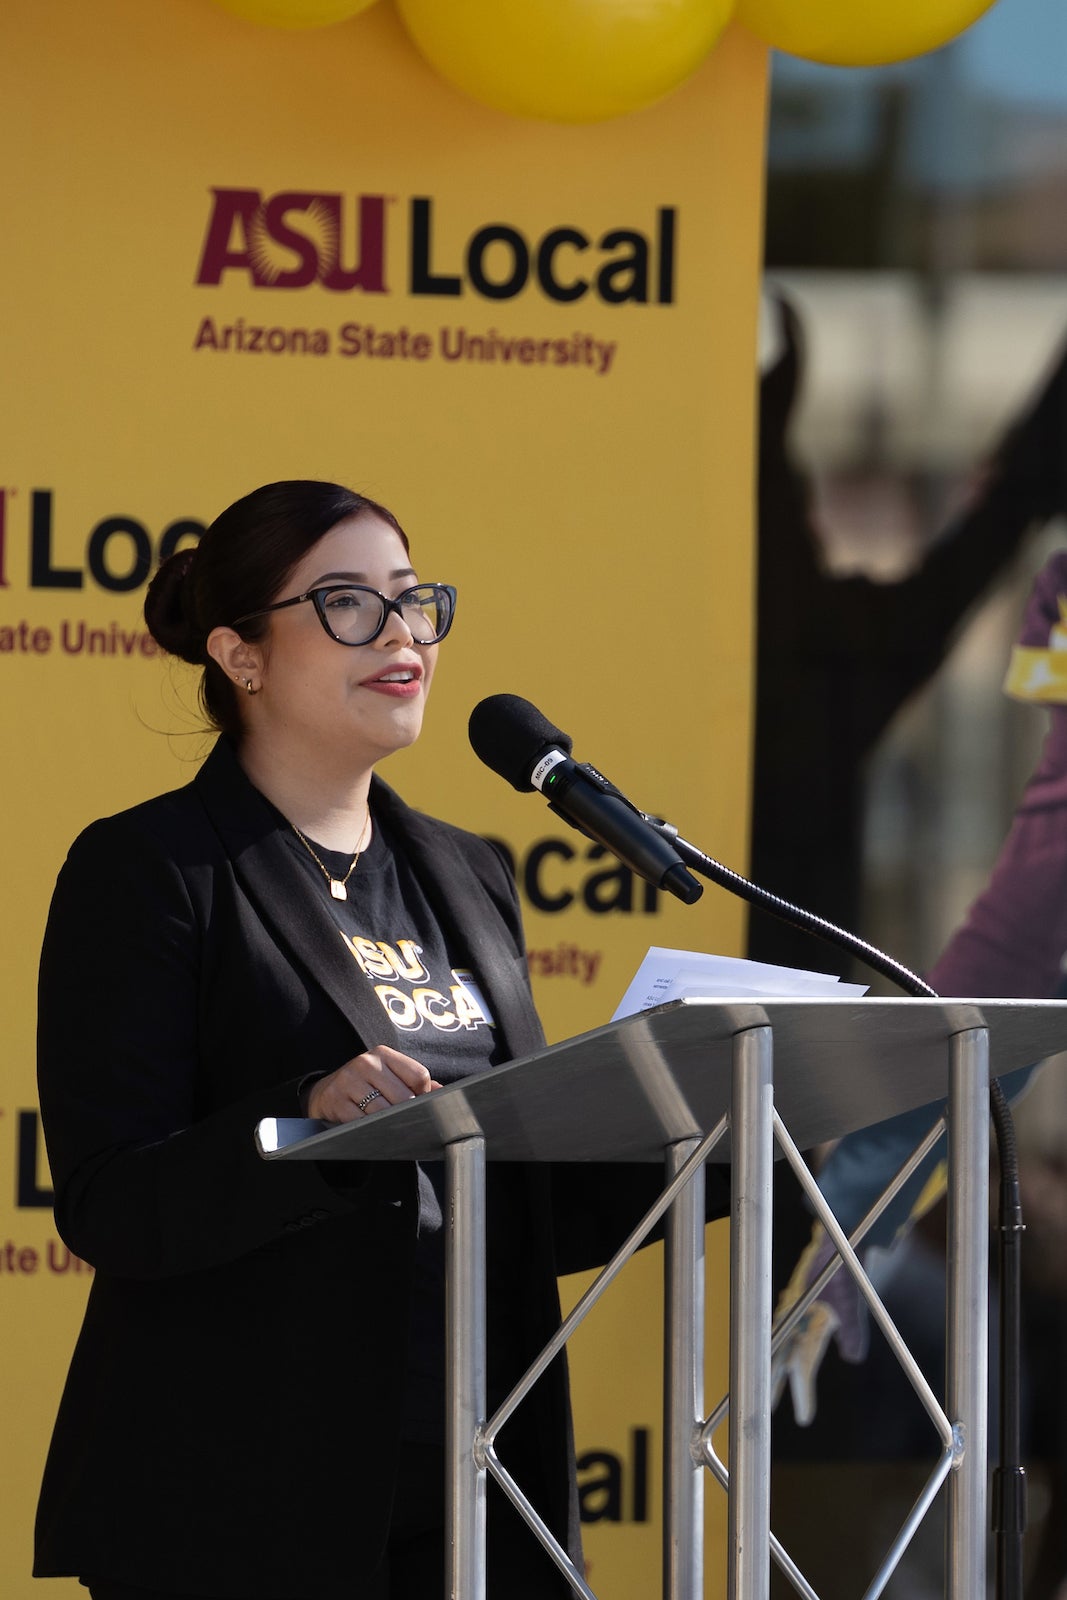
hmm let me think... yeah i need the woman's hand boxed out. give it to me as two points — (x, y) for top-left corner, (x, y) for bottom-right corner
(306, 1047), (440, 1123)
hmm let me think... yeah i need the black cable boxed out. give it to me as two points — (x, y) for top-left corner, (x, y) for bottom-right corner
(646, 818), (1027, 1600)
(991, 1083), (1027, 1600)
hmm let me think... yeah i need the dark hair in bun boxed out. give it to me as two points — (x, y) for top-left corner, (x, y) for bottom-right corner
(144, 479), (407, 739)
(143, 547), (201, 663)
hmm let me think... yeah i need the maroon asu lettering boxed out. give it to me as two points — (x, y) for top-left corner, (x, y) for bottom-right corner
(195, 188), (388, 292)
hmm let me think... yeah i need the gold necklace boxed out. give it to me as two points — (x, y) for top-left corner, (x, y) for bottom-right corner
(290, 811), (371, 902)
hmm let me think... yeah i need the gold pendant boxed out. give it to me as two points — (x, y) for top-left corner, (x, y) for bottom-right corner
(329, 879), (348, 901)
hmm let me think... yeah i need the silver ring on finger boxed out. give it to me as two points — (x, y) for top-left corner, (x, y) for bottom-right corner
(356, 1089), (382, 1113)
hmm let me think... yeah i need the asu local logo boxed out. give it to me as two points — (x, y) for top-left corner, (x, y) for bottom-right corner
(195, 190), (677, 305)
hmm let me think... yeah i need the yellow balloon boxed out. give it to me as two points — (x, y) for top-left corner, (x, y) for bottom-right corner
(210, 0), (378, 28)
(395, 0), (737, 124)
(735, 0), (998, 66)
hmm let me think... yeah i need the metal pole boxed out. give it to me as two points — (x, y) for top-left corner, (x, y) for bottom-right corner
(446, 1136), (487, 1600)
(728, 1025), (774, 1600)
(665, 1135), (706, 1600)
(946, 1028), (989, 1600)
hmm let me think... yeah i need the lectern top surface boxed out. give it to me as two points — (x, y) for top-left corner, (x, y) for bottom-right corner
(257, 995), (1067, 1166)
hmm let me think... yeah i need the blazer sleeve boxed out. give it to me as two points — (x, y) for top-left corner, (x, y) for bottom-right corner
(37, 814), (367, 1282)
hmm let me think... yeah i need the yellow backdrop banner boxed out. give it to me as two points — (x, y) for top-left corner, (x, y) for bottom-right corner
(1, 2), (766, 1593)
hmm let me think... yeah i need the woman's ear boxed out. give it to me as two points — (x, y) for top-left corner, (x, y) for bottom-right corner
(206, 626), (264, 693)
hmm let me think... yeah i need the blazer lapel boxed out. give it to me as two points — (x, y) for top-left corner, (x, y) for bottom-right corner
(194, 740), (401, 1053)
(372, 781), (545, 1065)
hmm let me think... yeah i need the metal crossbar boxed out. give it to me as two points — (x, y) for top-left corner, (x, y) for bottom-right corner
(478, 1112), (731, 1597)
(701, 1110), (956, 1600)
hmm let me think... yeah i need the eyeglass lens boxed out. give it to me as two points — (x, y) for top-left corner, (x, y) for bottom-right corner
(319, 585), (450, 645)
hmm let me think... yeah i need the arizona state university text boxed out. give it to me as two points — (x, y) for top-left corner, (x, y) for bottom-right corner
(192, 318), (618, 374)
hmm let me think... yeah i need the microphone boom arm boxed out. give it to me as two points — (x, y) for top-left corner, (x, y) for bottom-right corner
(642, 814), (936, 1000)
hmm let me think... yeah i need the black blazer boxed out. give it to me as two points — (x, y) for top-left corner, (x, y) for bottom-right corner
(36, 739), (723, 1597)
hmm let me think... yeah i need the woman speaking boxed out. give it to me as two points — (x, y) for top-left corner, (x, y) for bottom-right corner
(34, 481), (725, 1600)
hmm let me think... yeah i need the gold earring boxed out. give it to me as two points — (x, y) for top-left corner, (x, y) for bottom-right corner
(244, 678), (259, 696)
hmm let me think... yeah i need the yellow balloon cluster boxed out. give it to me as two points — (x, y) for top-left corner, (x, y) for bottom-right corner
(734, 0), (999, 67)
(207, 0), (1005, 114)
(209, 0), (378, 29)
(395, 0), (735, 124)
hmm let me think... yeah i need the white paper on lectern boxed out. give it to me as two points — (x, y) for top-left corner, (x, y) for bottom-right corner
(611, 945), (868, 1021)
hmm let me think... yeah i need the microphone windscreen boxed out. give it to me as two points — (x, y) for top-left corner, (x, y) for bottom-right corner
(468, 695), (573, 791)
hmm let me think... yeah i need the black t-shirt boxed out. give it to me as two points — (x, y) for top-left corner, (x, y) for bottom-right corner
(282, 812), (526, 1443)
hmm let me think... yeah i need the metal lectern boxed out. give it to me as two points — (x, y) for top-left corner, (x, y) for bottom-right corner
(257, 995), (1067, 1600)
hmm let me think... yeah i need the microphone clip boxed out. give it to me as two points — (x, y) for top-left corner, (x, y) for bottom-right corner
(542, 760), (640, 846)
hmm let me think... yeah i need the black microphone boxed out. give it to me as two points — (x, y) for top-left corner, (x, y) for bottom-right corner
(468, 694), (703, 906)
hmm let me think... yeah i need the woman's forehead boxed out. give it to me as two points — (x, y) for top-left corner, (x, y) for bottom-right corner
(295, 513), (411, 578)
